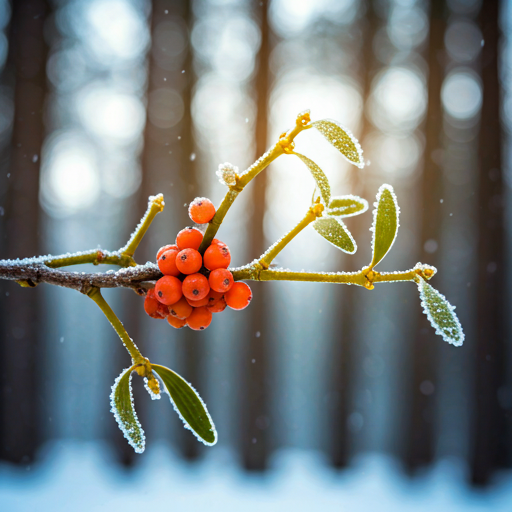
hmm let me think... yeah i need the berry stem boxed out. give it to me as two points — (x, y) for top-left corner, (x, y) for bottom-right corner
(45, 250), (135, 268)
(198, 112), (312, 254)
(258, 204), (323, 269)
(87, 287), (145, 363)
(120, 194), (165, 258)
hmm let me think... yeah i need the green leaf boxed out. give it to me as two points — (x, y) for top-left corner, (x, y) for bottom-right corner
(418, 279), (464, 346)
(313, 216), (356, 254)
(110, 366), (145, 454)
(294, 152), (331, 205)
(152, 364), (217, 446)
(328, 195), (368, 217)
(370, 184), (400, 268)
(312, 119), (364, 168)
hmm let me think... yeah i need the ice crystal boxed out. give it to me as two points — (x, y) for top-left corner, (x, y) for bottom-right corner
(216, 162), (238, 186)
(312, 119), (364, 168)
(370, 184), (400, 268)
(110, 367), (145, 454)
(418, 279), (464, 346)
(143, 377), (161, 400)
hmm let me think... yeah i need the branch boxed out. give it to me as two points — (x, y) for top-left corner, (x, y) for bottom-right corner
(0, 260), (162, 294)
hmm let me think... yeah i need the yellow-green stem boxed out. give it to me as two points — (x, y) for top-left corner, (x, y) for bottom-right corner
(231, 267), (422, 287)
(45, 250), (135, 269)
(121, 194), (165, 257)
(259, 207), (319, 269)
(199, 114), (312, 254)
(87, 287), (144, 363)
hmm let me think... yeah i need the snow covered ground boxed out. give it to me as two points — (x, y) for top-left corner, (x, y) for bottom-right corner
(1, 441), (512, 511)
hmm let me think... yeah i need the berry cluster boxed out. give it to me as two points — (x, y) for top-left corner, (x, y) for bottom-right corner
(144, 197), (252, 331)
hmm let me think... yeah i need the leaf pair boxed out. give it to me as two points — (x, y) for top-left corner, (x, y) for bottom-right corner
(111, 364), (217, 453)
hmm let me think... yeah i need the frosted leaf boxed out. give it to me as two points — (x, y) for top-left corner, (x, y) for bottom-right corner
(328, 195), (369, 218)
(216, 162), (238, 186)
(370, 184), (400, 268)
(110, 366), (145, 454)
(313, 217), (356, 254)
(418, 279), (464, 346)
(152, 364), (217, 446)
(294, 152), (331, 205)
(312, 119), (364, 168)
(143, 377), (161, 400)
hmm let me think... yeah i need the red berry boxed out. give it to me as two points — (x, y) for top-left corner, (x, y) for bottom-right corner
(155, 275), (183, 305)
(186, 306), (213, 330)
(158, 248), (180, 276)
(182, 273), (210, 301)
(186, 296), (210, 307)
(168, 315), (187, 329)
(211, 238), (226, 247)
(203, 244), (231, 270)
(225, 282), (252, 310)
(189, 197), (216, 224)
(208, 296), (227, 313)
(156, 244), (178, 261)
(176, 227), (203, 251)
(209, 268), (234, 293)
(175, 248), (202, 275)
(168, 296), (193, 319)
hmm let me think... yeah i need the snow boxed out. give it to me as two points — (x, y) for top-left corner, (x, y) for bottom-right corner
(1, 442), (512, 511)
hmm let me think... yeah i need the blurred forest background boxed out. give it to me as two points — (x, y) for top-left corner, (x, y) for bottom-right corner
(0, 0), (511, 494)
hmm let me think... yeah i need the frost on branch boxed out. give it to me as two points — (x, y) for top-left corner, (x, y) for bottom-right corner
(417, 279), (464, 346)
(152, 364), (217, 446)
(216, 162), (238, 187)
(110, 366), (146, 453)
(370, 184), (400, 268)
(313, 216), (356, 254)
(328, 195), (369, 218)
(312, 119), (364, 168)
(294, 152), (331, 205)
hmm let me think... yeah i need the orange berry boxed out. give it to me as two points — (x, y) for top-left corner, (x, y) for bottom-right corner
(176, 227), (203, 251)
(209, 268), (234, 293)
(168, 296), (193, 319)
(182, 273), (210, 301)
(189, 197), (216, 224)
(156, 244), (178, 261)
(186, 296), (210, 307)
(168, 315), (187, 329)
(158, 248), (180, 276)
(208, 296), (227, 313)
(206, 289), (223, 308)
(144, 295), (164, 319)
(175, 248), (202, 274)
(203, 244), (231, 270)
(225, 282), (252, 310)
(155, 275), (183, 305)
(186, 306), (212, 331)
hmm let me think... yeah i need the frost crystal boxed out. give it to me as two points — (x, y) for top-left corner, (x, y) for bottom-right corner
(143, 377), (161, 400)
(312, 119), (364, 168)
(110, 367), (145, 454)
(417, 279), (464, 346)
(313, 217), (356, 254)
(216, 162), (238, 186)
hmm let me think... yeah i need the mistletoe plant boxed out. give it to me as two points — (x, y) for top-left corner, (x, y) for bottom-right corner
(0, 110), (464, 453)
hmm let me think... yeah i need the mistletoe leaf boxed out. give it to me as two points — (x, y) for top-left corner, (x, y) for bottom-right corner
(418, 279), (464, 346)
(312, 119), (364, 168)
(328, 195), (368, 218)
(294, 152), (331, 205)
(110, 366), (145, 454)
(152, 364), (217, 446)
(370, 184), (399, 268)
(313, 216), (356, 254)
